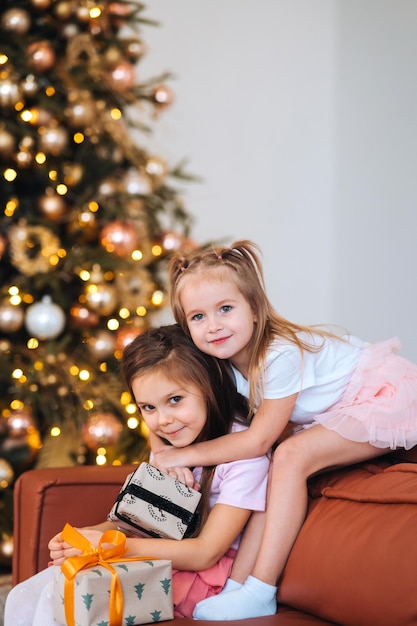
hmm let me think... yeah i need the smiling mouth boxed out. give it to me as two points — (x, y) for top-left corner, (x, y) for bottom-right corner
(163, 428), (183, 437)
(210, 336), (230, 345)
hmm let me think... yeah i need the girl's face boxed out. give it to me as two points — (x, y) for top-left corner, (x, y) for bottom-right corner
(179, 275), (256, 375)
(132, 370), (207, 448)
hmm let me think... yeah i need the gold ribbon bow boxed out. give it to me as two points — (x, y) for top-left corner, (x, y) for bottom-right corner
(60, 523), (154, 626)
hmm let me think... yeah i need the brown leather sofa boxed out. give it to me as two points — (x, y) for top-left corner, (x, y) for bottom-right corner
(11, 448), (417, 626)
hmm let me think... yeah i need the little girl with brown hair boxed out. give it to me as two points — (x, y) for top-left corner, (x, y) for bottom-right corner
(4, 324), (269, 623)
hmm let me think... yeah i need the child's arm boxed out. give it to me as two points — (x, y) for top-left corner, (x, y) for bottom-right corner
(149, 431), (200, 489)
(50, 504), (251, 572)
(148, 430), (165, 452)
(153, 392), (298, 472)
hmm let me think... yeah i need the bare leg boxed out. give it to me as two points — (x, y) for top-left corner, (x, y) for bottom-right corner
(228, 457), (272, 583)
(253, 426), (383, 584)
(229, 510), (266, 583)
(194, 426), (385, 620)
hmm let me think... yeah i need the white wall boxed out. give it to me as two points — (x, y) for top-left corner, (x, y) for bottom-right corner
(139, 0), (417, 361)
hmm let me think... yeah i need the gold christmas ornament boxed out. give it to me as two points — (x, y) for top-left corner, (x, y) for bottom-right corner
(75, 5), (91, 23)
(123, 38), (147, 61)
(31, 0), (53, 9)
(87, 329), (116, 359)
(107, 60), (136, 92)
(123, 167), (152, 195)
(81, 412), (123, 450)
(38, 190), (67, 220)
(38, 124), (69, 156)
(0, 339), (11, 352)
(8, 222), (61, 276)
(21, 74), (39, 97)
(0, 303), (24, 333)
(104, 46), (122, 67)
(20, 135), (35, 151)
(115, 325), (144, 352)
(53, 0), (73, 21)
(0, 127), (16, 158)
(161, 230), (186, 252)
(97, 178), (119, 197)
(99, 220), (138, 257)
(27, 41), (56, 73)
(7, 409), (36, 439)
(15, 150), (33, 168)
(65, 91), (97, 128)
(1, 8), (31, 35)
(60, 22), (80, 40)
(151, 83), (175, 110)
(67, 208), (98, 242)
(84, 283), (118, 315)
(145, 155), (168, 189)
(83, 266), (118, 316)
(0, 76), (22, 108)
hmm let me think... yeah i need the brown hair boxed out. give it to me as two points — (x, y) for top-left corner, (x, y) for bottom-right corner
(169, 240), (342, 415)
(122, 323), (249, 534)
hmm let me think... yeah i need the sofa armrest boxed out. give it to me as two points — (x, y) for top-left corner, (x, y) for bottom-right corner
(12, 464), (133, 586)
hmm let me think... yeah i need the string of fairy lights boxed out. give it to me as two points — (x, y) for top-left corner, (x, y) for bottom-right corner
(0, 0), (196, 484)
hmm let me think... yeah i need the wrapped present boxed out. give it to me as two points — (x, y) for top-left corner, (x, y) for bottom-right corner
(54, 523), (173, 626)
(107, 462), (201, 540)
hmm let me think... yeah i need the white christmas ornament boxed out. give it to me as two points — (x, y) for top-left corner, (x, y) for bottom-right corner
(25, 295), (66, 340)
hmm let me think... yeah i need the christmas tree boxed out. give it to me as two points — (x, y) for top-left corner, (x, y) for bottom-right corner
(0, 0), (196, 565)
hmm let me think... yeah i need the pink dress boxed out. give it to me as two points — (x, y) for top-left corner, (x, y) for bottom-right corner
(172, 548), (236, 618)
(312, 338), (417, 449)
(233, 335), (417, 450)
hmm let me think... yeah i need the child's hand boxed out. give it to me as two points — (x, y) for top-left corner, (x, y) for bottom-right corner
(153, 445), (186, 470)
(48, 528), (104, 566)
(152, 449), (200, 490)
(167, 466), (200, 490)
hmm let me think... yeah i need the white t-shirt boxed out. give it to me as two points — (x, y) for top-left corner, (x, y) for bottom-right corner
(232, 333), (365, 424)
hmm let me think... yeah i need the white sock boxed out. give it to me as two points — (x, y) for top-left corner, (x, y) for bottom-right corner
(193, 575), (277, 620)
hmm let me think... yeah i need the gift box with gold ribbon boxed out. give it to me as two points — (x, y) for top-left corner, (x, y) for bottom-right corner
(107, 462), (201, 540)
(53, 523), (173, 626)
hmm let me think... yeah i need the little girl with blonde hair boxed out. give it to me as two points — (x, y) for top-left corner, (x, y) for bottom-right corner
(152, 239), (417, 620)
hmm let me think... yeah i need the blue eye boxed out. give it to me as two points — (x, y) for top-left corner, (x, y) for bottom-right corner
(140, 403), (155, 412)
(220, 305), (232, 313)
(169, 395), (182, 405)
(191, 313), (203, 321)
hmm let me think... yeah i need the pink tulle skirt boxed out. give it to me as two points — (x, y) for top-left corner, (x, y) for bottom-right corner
(309, 338), (417, 450)
(172, 548), (236, 618)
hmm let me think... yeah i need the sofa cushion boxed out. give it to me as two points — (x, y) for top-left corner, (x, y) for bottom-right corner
(278, 461), (417, 626)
